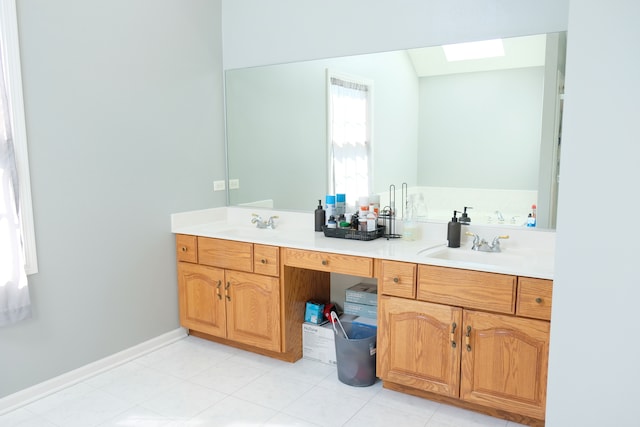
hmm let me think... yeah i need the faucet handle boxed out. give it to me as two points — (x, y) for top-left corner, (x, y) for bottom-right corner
(491, 234), (509, 246)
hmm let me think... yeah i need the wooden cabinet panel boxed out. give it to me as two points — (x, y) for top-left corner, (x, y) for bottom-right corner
(418, 265), (516, 314)
(177, 262), (226, 338)
(460, 310), (549, 420)
(176, 234), (198, 263)
(253, 244), (279, 277)
(225, 270), (281, 352)
(517, 277), (553, 321)
(379, 260), (417, 299)
(198, 237), (253, 272)
(379, 296), (461, 397)
(283, 248), (373, 277)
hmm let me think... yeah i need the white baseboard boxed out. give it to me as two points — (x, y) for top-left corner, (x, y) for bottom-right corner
(0, 327), (187, 415)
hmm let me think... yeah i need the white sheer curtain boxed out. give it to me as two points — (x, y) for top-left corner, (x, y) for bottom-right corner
(0, 39), (31, 327)
(329, 77), (370, 206)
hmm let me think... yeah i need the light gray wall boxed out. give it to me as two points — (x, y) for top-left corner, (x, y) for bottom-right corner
(0, 0), (225, 398)
(417, 67), (544, 189)
(221, 0), (569, 69)
(546, 1), (640, 425)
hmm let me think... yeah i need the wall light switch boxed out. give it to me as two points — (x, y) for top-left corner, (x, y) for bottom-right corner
(229, 179), (240, 189)
(213, 180), (226, 191)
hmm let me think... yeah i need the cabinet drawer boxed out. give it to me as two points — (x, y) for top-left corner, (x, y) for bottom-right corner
(198, 237), (253, 272)
(379, 260), (417, 299)
(176, 234), (198, 263)
(417, 265), (516, 314)
(254, 244), (280, 277)
(517, 277), (553, 321)
(283, 248), (373, 277)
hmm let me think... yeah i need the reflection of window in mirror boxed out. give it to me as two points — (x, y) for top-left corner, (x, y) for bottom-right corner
(327, 72), (372, 208)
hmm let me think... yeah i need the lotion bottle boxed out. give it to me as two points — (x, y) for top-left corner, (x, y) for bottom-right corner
(447, 210), (461, 248)
(315, 199), (325, 232)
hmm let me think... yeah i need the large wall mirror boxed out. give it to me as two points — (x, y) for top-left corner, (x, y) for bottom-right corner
(225, 32), (566, 229)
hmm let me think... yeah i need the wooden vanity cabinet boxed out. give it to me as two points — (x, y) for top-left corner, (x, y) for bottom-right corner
(378, 263), (553, 425)
(176, 235), (281, 353)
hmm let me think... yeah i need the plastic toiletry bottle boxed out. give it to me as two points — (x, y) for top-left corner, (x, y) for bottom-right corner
(327, 216), (337, 229)
(315, 199), (326, 232)
(403, 194), (420, 241)
(369, 194), (380, 217)
(358, 196), (369, 218)
(335, 193), (346, 216)
(366, 211), (377, 232)
(531, 204), (537, 227)
(447, 210), (461, 248)
(325, 195), (336, 225)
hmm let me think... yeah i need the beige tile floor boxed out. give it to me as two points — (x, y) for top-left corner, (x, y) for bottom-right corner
(0, 336), (529, 426)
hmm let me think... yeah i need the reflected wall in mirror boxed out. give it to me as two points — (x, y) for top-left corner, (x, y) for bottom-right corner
(225, 32), (566, 229)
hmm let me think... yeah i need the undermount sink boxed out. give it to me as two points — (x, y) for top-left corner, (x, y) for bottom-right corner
(421, 246), (529, 269)
(216, 227), (280, 238)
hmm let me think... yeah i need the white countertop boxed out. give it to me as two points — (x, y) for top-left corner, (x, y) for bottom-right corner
(171, 206), (555, 280)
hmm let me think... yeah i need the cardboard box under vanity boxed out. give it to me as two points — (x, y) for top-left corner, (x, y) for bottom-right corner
(345, 283), (378, 306)
(343, 301), (377, 319)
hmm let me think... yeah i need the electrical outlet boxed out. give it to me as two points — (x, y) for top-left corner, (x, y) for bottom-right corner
(213, 180), (226, 191)
(229, 179), (240, 189)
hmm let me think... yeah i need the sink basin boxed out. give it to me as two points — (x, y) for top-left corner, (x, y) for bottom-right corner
(216, 227), (280, 239)
(422, 247), (527, 269)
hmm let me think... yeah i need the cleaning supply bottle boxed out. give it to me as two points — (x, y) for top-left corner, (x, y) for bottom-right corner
(315, 199), (325, 232)
(325, 195), (336, 225)
(335, 193), (346, 216)
(447, 210), (461, 248)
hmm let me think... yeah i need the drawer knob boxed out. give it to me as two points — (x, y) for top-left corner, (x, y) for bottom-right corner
(322, 260), (328, 266)
(181, 246), (187, 252)
(393, 277), (399, 283)
(535, 297), (543, 304)
(261, 258), (267, 264)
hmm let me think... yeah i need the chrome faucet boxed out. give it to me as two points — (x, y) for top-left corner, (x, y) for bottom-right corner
(251, 213), (279, 229)
(465, 232), (509, 252)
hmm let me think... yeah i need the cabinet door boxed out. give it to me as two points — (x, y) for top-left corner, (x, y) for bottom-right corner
(225, 270), (281, 352)
(461, 310), (549, 420)
(379, 296), (462, 397)
(177, 262), (226, 338)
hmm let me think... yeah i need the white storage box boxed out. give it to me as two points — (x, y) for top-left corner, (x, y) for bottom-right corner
(303, 321), (338, 365)
(303, 315), (356, 365)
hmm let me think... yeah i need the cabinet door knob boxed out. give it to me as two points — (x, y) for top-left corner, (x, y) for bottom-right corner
(535, 297), (543, 304)
(393, 277), (399, 283)
(181, 246), (187, 252)
(261, 258), (267, 264)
